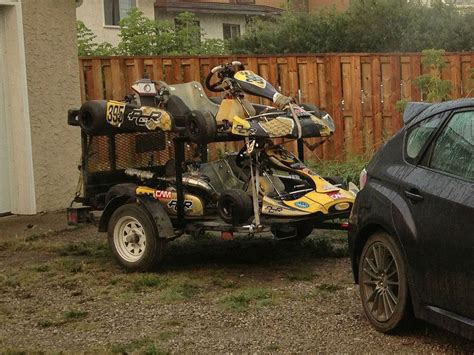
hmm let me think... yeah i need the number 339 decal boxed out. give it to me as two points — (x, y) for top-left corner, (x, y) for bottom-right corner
(106, 101), (126, 127)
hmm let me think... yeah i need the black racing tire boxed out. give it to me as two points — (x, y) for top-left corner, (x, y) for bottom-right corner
(217, 189), (253, 225)
(78, 100), (111, 135)
(105, 183), (138, 205)
(107, 203), (166, 272)
(272, 223), (313, 241)
(324, 176), (348, 190)
(358, 231), (413, 333)
(185, 110), (217, 144)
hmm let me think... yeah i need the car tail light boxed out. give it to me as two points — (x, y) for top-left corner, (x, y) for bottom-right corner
(359, 168), (368, 190)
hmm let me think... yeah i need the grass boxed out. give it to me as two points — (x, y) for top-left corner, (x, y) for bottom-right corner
(308, 155), (369, 185)
(220, 287), (276, 311)
(286, 267), (315, 282)
(130, 274), (166, 291)
(37, 309), (88, 329)
(159, 280), (201, 302)
(315, 283), (343, 293)
(64, 309), (88, 319)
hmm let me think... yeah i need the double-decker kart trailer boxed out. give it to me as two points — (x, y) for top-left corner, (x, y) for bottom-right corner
(67, 62), (356, 271)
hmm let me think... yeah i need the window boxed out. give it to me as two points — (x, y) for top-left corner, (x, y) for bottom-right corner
(223, 24), (241, 40)
(405, 114), (442, 161)
(104, 0), (136, 26)
(430, 111), (474, 181)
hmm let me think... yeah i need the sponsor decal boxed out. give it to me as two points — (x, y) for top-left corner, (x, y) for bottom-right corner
(167, 200), (193, 211)
(294, 201), (309, 209)
(265, 205), (283, 214)
(327, 192), (343, 200)
(235, 71), (266, 88)
(127, 108), (163, 130)
(106, 101), (126, 127)
(153, 190), (172, 200)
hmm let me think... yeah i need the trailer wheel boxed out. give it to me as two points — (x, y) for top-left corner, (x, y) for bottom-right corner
(185, 110), (216, 144)
(217, 189), (253, 225)
(78, 100), (110, 135)
(108, 203), (165, 271)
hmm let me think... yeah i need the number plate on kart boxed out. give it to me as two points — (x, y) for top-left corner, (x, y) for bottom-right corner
(106, 101), (126, 127)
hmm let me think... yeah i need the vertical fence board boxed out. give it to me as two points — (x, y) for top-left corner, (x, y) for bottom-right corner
(371, 56), (383, 149)
(90, 59), (104, 100)
(350, 56), (363, 155)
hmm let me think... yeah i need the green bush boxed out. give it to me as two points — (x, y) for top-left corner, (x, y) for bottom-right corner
(230, 0), (474, 54)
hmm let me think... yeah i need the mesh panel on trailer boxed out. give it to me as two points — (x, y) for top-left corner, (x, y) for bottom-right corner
(85, 132), (196, 174)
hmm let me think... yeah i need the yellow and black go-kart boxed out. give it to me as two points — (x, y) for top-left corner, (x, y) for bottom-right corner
(67, 62), (357, 271)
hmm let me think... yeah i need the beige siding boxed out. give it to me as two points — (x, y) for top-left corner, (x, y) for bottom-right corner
(21, 0), (81, 212)
(76, 0), (155, 46)
(155, 11), (248, 40)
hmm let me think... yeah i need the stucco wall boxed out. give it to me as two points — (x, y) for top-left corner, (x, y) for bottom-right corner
(76, 0), (155, 46)
(21, 0), (81, 212)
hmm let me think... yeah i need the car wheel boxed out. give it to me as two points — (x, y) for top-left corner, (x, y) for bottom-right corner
(108, 203), (165, 272)
(358, 231), (412, 333)
(185, 110), (216, 144)
(217, 189), (253, 225)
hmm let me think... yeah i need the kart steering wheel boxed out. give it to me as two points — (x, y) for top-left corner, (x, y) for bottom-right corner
(205, 61), (245, 92)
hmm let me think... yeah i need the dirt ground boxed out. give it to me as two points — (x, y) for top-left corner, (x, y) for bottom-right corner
(0, 212), (472, 353)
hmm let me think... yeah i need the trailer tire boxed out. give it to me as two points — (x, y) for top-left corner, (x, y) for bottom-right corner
(185, 110), (216, 144)
(108, 203), (165, 272)
(217, 189), (253, 225)
(78, 100), (110, 135)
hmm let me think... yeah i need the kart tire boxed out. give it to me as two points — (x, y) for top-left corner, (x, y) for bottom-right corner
(217, 189), (253, 225)
(272, 223), (313, 241)
(324, 176), (348, 190)
(185, 110), (216, 144)
(108, 203), (166, 272)
(78, 100), (111, 135)
(358, 231), (413, 333)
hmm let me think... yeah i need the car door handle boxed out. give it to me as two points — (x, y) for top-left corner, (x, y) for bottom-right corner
(404, 189), (424, 203)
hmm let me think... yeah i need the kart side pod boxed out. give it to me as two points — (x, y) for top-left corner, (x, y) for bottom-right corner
(75, 100), (175, 135)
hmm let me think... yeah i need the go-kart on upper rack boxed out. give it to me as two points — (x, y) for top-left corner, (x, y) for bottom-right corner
(69, 61), (336, 146)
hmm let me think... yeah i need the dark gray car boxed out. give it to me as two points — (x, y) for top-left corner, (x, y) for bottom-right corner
(348, 99), (473, 340)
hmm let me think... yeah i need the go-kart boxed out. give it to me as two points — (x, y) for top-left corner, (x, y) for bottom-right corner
(67, 61), (357, 271)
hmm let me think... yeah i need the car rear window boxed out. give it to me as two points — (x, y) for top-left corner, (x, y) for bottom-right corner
(405, 114), (442, 161)
(430, 111), (474, 181)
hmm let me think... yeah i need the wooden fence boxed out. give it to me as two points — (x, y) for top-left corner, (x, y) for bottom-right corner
(79, 53), (473, 160)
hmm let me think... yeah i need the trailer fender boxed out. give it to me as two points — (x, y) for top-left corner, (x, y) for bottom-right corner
(98, 195), (174, 239)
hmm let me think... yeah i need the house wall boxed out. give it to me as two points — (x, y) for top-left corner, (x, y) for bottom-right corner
(155, 11), (248, 40)
(76, 0), (155, 46)
(21, 0), (82, 212)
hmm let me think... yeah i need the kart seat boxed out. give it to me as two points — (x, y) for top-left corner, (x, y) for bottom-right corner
(159, 81), (219, 117)
(259, 174), (286, 198)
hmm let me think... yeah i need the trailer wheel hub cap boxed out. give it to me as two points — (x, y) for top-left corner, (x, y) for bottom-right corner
(114, 216), (146, 262)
